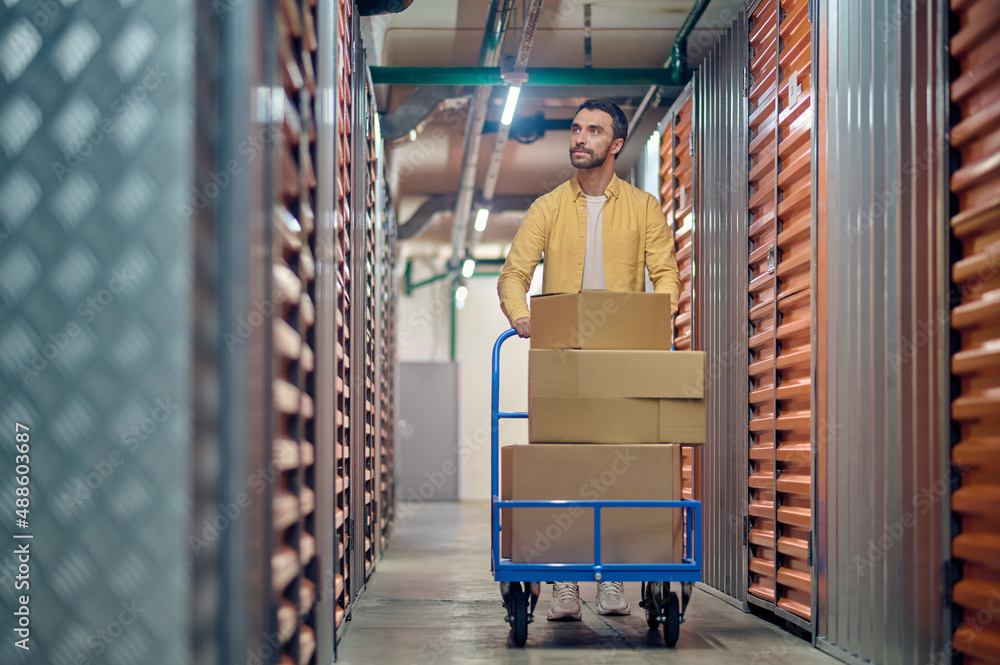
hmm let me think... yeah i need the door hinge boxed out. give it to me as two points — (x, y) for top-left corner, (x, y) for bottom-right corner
(807, 531), (813, 566)
(767, 243), (776, 274)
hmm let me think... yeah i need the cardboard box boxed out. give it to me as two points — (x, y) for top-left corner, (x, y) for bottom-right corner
(529, 349), (705, 399)
(529, 396), (705, 444)
(529, 292), (672, 350)
(528, 349), (707, 444)
(500, 444), (682, 564)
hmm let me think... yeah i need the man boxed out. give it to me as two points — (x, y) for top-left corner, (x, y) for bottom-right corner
(497, 99), (681, 620)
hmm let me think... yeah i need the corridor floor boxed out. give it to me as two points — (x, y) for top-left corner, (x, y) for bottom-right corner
(336, 502), (840, 665)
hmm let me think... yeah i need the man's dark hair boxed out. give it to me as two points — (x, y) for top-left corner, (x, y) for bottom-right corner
(576, 99), (628, 145)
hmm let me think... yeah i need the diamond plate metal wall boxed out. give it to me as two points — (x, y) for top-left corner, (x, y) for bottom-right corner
(0, 1), (193, 664)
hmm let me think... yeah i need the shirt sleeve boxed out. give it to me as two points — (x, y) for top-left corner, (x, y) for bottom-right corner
(644, 194), (681, 316)
(497, 198), (548, 325)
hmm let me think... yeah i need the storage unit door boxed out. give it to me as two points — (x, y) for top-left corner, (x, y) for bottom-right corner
(745, 0), (815, 626)
(746, 0), (781, 609)
(772, 0), (813, 624)
(950, 0), (1000, 662)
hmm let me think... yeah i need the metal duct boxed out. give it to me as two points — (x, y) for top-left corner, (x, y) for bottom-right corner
(379, 86), (463, 142)
(448, 0), (517, 263)
(625, 0), (712, 148)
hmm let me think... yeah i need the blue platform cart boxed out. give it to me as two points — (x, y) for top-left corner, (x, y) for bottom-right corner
(490, 328), (703, 647)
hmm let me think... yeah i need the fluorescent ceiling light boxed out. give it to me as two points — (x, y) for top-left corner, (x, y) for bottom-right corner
(500, 85), (520, 126)
(455, 285), (468, 303)
(408, 128), (417, 142)
(474, 208), (490, 232)
(462, 259), (476, 278)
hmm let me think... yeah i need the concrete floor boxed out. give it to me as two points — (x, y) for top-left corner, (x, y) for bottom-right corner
(336, 502), (840, 665)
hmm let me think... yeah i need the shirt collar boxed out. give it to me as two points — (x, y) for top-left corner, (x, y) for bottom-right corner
(571, 172), (620, 200)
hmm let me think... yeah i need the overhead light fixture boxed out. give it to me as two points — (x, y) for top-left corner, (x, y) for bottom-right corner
(455, 285), (468, 307)
(408, 128), (417, 142)
(500, 85), (521, 126)
(474, 208), (490, 233)
(462, 259), (476, 278)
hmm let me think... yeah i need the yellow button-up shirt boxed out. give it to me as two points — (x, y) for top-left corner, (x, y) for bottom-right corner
(498, 174), (681, 324)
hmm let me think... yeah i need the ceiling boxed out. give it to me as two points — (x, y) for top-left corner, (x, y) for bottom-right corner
(361, 0), (743, 252)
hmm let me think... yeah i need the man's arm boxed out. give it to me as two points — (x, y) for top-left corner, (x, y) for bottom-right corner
(497, 201), (548, 326)
(644, 195), (681, 316)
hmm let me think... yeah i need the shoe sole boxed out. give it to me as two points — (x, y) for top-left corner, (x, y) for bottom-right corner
(547, 610), (582, 621)
(596, 605), (631, 616)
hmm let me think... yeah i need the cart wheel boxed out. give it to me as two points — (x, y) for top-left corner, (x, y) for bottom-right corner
(663, 592), (680, 647)
(642, 582), (660, 630)
(510, 583), (528, 647)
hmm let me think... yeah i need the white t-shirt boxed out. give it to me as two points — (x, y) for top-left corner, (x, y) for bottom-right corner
(581, 194), (607, 290)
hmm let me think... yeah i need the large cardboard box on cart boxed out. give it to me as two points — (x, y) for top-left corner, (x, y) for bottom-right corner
(528, 349), (707, 444)
(500, 444), (683, 564)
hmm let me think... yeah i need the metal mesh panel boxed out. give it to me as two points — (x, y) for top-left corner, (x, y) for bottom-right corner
(0, 1), (192, 664)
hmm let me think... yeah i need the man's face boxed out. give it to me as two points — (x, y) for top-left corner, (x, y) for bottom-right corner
(569, 108), (622, 170)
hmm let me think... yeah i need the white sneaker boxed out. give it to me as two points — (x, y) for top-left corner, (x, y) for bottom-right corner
(547, 583), (582, 621)
(596, 581), (631, 615)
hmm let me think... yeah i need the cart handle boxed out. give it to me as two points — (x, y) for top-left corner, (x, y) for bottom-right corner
(491, 329), (526, 505)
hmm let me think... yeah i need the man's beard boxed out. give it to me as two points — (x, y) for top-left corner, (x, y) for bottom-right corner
(569, 143), (611, 170)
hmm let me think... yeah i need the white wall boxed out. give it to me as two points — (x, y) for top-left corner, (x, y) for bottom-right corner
(396, 260), (541, 500)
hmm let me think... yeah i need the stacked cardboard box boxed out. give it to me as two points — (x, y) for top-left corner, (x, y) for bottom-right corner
(501, 292), (707, 564)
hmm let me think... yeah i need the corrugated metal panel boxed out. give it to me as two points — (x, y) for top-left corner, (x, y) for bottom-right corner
(949, 0), (1000, 663)
(335, 0), (354, 636)
(315, 0), (338, 659)
(815, 0), (951, 663)
(362, 74), (378, 582)
(0, 2), (195, 664)
(746, 0), (780, 609)
(695, 12), (750, 605)
(773, 0), (814, 624)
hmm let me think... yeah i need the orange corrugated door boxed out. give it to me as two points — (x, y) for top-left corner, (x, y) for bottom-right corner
(949, 0), (1000, 662)
(662, 94), (698, 506)
(673, 98), (695, 353)
(273, 1), (321, 661)
(773, 0), (813, 622)
(334, 0), (354, 632)
(746, 0), (780, 607)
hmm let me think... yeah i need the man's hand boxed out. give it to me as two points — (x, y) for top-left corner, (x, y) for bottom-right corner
(512, 317), (531, 338)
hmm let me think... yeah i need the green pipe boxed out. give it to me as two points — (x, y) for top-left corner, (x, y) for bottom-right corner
(370, 67), (685, 87)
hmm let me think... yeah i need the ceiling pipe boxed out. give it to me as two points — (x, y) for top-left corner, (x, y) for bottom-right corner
(398, 192), (538, 240)
(378, 86), (463, 142)
(449, 0), (517, 265)
(625, 0), (712, 148)
(370, 66), (687, 87)
(480, 0), (544, 205)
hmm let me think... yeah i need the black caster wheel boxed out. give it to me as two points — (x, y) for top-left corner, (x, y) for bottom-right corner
(510, 582), (528, 647)
(641, 582), (661, 630)
(664, 591), (680, 647)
